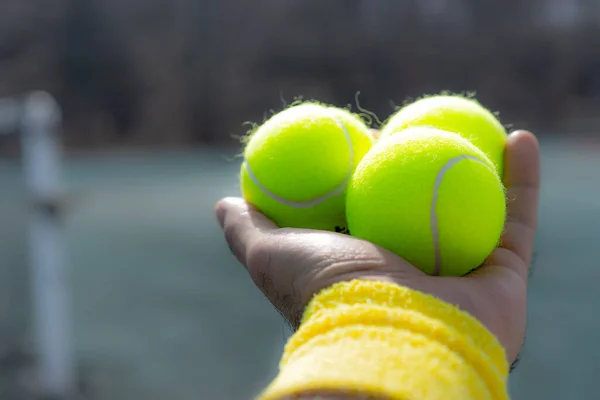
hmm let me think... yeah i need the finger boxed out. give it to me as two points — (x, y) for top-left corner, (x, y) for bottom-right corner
(499, 130), (541, 272)
(215, 197), (277, 265)
(369, 129), (382, 141)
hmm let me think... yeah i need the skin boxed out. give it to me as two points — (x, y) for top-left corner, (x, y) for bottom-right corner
(216, 130), (540, 400)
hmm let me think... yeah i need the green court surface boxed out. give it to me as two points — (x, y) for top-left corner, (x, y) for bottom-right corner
(1, 138), (599, 399)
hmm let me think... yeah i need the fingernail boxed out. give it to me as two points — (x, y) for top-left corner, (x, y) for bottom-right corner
(509, 129), (530, 137)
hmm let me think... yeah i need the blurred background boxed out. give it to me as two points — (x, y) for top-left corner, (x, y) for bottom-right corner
(0, 0), (599, 399)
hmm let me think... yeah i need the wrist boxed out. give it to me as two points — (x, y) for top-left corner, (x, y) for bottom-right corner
(260, 279), (509, 400)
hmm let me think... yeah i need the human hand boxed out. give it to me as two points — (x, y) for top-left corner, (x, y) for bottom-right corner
(215, 130), (540, 363)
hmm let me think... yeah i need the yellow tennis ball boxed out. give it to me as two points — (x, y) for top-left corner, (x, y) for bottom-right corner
(381, 95), (507, 176)
(346, 127), (506, 276)
(240, 103), (374, 231)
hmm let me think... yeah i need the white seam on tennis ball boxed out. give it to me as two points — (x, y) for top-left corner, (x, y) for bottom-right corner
(430, 155), (490, 276)
(243, 115), (354, 209)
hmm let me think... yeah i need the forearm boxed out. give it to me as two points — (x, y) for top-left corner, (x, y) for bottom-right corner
(282, 395), (383, 399)
(259, 280), (509, 400)
(281, 393), (384, 399)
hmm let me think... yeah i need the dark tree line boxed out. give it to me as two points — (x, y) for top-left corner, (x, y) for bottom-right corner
(1, 0), (600, 150)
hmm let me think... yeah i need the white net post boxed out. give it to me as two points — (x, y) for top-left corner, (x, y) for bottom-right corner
(20, 91), (74, 398)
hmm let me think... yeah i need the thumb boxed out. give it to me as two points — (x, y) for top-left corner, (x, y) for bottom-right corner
(215, 197), (277, 265)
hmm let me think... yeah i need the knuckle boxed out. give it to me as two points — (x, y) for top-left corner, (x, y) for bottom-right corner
(223, 221), (238, 246)
(246, 240), (273, 281)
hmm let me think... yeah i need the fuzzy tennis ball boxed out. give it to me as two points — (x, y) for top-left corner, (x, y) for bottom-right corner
(240, 103), (374, 231)
(346, 127), (506, 276)
(381, 95), (507, 176)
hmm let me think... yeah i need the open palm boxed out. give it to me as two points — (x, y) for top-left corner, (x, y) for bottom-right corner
(216, 130), (540, 364)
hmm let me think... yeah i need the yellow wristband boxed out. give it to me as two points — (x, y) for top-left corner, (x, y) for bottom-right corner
(259, 280), (509, 400)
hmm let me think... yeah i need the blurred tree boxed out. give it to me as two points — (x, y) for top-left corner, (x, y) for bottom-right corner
(1, 0), (600, 149)
(0, 2), (32, 62)
(181, 0), (223, 144)
(467, 0), (532, 35)
(59, 0), (141, 141)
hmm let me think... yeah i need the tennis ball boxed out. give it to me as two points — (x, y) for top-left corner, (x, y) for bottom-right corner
(240, 103), (374, 231)
(381, 95), (507, 176)
(346, 127), (506, 276)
